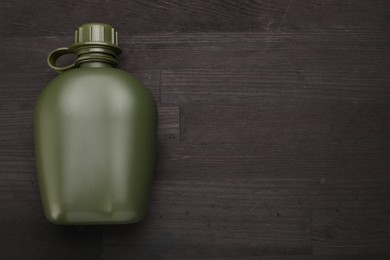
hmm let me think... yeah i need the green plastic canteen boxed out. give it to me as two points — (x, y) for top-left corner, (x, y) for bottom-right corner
(34, 23), (157, 225)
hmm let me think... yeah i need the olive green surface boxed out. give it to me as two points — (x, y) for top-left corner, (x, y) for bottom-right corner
(34, 23), (157, 225)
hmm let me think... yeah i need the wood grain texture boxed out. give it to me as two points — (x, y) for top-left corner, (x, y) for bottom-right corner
(1, 0), (390, 259)
(161, 68), (390, 104)
(0, 0), (388, 36)
(312, 172), (390, 255)
(102, 156), (313, 258)
(0, 174), (103, 260)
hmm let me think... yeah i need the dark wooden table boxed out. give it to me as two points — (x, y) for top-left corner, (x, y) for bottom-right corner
(1, 1), (389, 259)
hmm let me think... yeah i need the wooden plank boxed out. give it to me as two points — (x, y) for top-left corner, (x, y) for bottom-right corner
(184, 257), (390, 260)
(178, 257), (313, 260)
(311, 171), (390, 255)
(1, 31), (389, 73)
(158, 106), (180, 143)
(101, 156), (313, 259)
(0, 0), (388, 36)
(280, 0), (390, 33)
(161, 69), (390, 104)
(0, 150), (35, 181)
(210, 257), (313, 260)
(0, 0), (282, 35)
(179, 102), (390, 148)
(122, 31), (390, 51)
(313, 256), (390, 260)
(0, 110), (34, 150)
(158, 141), (390, 161)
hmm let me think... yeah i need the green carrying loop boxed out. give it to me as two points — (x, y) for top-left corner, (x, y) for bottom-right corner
(47, 47), (77, 73)
(47, 23), (121, 73)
